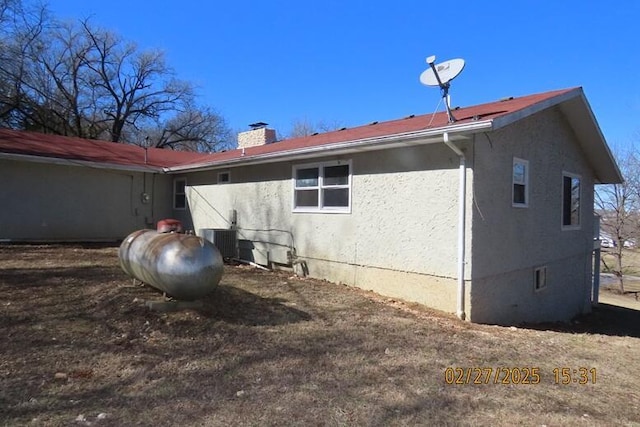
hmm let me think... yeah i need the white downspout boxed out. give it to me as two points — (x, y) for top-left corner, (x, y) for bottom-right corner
(443, 132), (467, 320)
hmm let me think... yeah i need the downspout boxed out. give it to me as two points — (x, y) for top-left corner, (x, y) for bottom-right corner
(443, 132), (467, 320)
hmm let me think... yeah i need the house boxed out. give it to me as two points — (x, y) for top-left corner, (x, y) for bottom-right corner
(0, 129), (210, 241)
(0, 87), (622, 324)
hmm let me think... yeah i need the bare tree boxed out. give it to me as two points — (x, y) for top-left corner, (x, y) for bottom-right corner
(80, 21), (196, 143)
(595, 147), (640, 293)
(0, 0), (49, 129)
(20, 20), (99, 137)
(0, 4), (231, 151)
(286, 117), (344, 138)
(130, 106), (233, 152)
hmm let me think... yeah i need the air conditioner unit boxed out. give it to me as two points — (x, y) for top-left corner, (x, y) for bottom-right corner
(198, 228), (237, 260)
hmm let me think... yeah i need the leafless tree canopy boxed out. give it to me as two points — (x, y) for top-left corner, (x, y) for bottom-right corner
(0, 0), (232, 151)
(286, 117), (344, 139)
(596, 147), (640, 293)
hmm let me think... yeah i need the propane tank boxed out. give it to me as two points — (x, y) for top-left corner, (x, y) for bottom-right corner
(119, 229), (223, 300)
(156, 218), (183, 233)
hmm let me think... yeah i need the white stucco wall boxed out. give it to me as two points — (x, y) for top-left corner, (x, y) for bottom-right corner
(0, 159), (172, 241)
(186, 143), (473, 314)
(184, 109), (599, 324)
(470, 108), (595, 324)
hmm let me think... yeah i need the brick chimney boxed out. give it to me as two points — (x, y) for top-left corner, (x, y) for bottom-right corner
(237, 122), (277, 149)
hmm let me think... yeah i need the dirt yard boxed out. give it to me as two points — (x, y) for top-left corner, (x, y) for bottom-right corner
(1, 244), (640, 426)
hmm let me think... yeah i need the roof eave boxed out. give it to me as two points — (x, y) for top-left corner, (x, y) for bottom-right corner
(491, 87), (622, 184)
(164, 120), (493, 173)
(0, 152), (164, 173)
(561, 92), (623, 184)
(491, 87), (584, 131)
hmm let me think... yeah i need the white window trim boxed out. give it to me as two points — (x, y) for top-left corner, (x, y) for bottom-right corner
(173, 177), (187, 210)
(218, 171), (231, 184)
(292, 160), (352, 214)
(561, 171), (581, 231)
(533, 266), (547, 292)
(512, 157), (529, 208)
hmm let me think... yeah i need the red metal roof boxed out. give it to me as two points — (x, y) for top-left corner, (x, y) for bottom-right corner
(168, 87), (578, 168)
(0, 128), (208, 170)
(0, 88), (577, 170)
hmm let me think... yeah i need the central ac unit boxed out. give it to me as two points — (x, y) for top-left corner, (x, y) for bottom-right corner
(198, 228), (237, 260)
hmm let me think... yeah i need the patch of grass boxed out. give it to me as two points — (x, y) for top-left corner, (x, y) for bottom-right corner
(0, 244), (639, 426)
(601, 248), (640, 276)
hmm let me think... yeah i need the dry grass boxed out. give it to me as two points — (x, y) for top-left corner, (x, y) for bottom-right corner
(601, 248), (640, 291)
(1, 244), (640, 426)
(601, 247), (640, 274)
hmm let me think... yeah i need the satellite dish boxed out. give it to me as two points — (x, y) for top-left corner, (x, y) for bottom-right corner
(419, 55), (466, 123)
(420, 58), (465, 87)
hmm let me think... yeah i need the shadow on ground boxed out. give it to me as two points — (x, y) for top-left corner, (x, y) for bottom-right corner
(0, 265), (312, 328)
(523, 303), (640, 338)
(89, 283), (313, 328)
(180, 284), (312, 326)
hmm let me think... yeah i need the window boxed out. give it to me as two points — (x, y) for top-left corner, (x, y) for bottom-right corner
(293, 160), (351, 212)
(218, 171), (230, 184)
(173, 178), (186, 210)
(512, 158), (528, 207)
(534, 266), (547, 292)
(562, 173), (581, 228)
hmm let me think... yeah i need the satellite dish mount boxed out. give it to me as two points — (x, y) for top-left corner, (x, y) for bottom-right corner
(420, 55), (465, 123)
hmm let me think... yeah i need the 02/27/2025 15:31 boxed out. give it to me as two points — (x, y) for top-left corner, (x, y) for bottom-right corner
(444, 367), (597, 385)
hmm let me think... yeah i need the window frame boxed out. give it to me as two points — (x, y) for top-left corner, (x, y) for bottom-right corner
(218, 171), (231, 184)
(173, 177), (187, 210)
(533, 266), (547, 292)
(561, 172), (581, 230)
(512, 157), (529, 208)
(292, 160), (352, 213)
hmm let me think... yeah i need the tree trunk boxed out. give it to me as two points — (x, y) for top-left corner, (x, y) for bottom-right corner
(615, 245), (625, 294)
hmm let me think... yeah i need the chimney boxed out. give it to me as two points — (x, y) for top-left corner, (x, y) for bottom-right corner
(237, 122), (277, 149)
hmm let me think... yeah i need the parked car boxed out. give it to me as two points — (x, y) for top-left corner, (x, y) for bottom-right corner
(600, 236), (615, 248)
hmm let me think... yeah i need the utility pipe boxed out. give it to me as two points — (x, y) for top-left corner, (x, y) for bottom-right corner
(443, 132), (467, 320)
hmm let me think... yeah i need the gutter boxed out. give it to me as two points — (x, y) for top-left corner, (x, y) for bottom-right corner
(0, 151), (163, 173)
(443, 131), (467, 320)
(164, 120), (493, 173)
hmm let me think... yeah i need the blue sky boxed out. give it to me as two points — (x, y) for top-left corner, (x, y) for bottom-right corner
(46, 0), (640, 148)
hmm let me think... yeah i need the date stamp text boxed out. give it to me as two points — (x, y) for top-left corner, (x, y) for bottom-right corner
(444, 367), (596, 385)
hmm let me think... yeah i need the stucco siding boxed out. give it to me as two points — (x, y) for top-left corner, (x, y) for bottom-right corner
(186, 143), (473, 313)
(470, 107), (595, 323)
(470, 252), (590, 324)
(0, 159), (172, 241)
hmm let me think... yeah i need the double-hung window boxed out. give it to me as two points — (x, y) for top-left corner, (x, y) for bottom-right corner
(562, 172), (581, 229)
(512, 158), (529, 207)
(293, 160), (351, 213)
